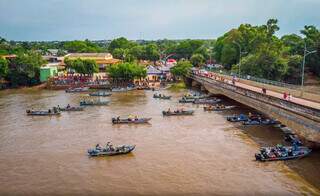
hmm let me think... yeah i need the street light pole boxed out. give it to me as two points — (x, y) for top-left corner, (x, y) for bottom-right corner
(300, 42), (316, 96)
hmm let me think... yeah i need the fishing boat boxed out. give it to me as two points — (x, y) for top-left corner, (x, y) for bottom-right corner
(193, 98), (221, 104)
(59, 106), (84, 111)
(204, 105), (236, 111)
(112, 117), (151, 124)
(255, 144), (311, 162)
(89, 91), (112, 97)
(226, 114), (249, 122)
(65, 87), (89, 93)
(284, 132), (303, 146)
(26, 109), (61, 116)
(179, 97), (195, 103)
(153, 94), (172, 99)
(137, 86), (151, 90)
(183, 94), (211, 99)
(88, 143), (135, 157)
(112, 87), (135, 92)
(243, 118), (279, 125)
(162, 110), (194, 116)
(80, 100), (109, 106)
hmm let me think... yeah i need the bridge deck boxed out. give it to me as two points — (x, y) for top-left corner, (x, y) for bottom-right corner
(195, 71), (320, 110)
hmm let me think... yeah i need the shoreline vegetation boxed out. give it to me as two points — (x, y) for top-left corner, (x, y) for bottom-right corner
(168, 81), (187, 91)
(0, 19), (319, 91)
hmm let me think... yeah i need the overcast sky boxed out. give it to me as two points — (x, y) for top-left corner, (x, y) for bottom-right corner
(0, 0), (319, 41)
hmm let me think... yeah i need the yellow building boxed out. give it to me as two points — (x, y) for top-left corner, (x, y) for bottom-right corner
(64, 53), (121, 70)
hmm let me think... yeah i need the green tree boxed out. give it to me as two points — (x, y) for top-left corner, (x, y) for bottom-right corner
(65, 58), (99, 75)
(108, 37), (134, 53)
(170, 60), (192, 78)
(145, 43), (160, 62)
(63, 40), (103, 53)
(284, 55), (303, 84)
(190, 53), (205, 66)
(301, 25), (320, 76)
(0, 57), (9, 79)
(106, 62), (146, 85)
(8, 52), (45, 86)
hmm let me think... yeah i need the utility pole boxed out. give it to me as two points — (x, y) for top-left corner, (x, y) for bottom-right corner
(300, 42), (316, 96)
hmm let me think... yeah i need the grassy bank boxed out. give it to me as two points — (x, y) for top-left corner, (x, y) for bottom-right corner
(168, 81), (186, 91)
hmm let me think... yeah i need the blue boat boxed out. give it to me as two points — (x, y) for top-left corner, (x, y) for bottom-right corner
(255, 144), (311, 161)
(243, 118), (279, 125)
(226, 114), (249, 122)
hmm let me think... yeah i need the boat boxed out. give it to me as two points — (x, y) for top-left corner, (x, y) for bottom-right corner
(255, 144), (311, 162)
(26, 108), (61, 116)
(183, 94), (211, 99)
(193, 98), (221, 104)
(179, 97), (195, 103)
(59, 106), (84, 111)
(226, 114), (249, 122)
(112, 87), (135, 92)
(204, 105), (236, 111)
(65, 87), (89, 93)
(112, 117), (152, 124)
(284, 132), (303, 146)
(243, 118), (279, 125)
(89, 91), (112, 97)
(162, 110), (194, 116)
(80, 100), (109, 106)
(153, 94), (172, 99)
(137, 86), (151, 90)
(88, 143), (135, 157)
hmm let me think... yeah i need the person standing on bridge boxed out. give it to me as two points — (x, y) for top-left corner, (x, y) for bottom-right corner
(288, 93), (292, 101)
(283, 92), (287, 100)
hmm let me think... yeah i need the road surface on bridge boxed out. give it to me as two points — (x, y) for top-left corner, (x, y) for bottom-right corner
(197, 73), (320, 110)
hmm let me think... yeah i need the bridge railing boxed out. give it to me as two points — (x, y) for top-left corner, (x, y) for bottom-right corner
(205, 68), (300, 89)
(189, 73), (320, 122)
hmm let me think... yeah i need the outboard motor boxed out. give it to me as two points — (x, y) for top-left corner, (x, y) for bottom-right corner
(255, 153), (262, 161)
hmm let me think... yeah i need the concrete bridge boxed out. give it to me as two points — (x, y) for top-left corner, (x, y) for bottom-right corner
(186, 73), (320, 147)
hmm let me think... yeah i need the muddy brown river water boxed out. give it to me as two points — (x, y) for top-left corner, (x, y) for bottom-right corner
(0, 88), (319, 195)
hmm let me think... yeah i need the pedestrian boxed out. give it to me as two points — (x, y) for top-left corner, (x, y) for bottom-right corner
(288, 93), (292, 101)
(283, 92), (287, 100)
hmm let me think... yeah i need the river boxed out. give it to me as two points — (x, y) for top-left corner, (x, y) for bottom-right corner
(0, 88), (319, 195)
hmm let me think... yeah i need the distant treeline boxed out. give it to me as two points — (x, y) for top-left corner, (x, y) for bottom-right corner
(1, 18), (320, 86)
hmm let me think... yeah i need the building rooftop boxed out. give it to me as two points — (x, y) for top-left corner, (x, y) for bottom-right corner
(65, 53), (113, 59)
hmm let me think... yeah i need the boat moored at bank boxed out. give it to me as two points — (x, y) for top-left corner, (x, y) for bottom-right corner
(255, 144), (311, 161)
(89, 91), (112, 97)
(65, 87), (89, 93)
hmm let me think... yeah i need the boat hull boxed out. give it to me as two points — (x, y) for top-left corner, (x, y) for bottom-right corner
(112, 118), (151, 124)
(88, 145), (135, 156)
(162, 110), (194, 116)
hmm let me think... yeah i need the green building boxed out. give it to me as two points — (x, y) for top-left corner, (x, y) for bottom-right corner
(40, 66), (58, 82)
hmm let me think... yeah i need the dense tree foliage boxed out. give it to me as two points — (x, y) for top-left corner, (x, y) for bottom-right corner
(0, 57), (9, 79)
(106, 62), (146, 85)
(214, 19), (320, 83)
(170, 60), (192, 78)
(63, 40), (104, 53)
(64, 58), (99, 75)
(190, 53), (205, 66)
(8, 52), (45, 86)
